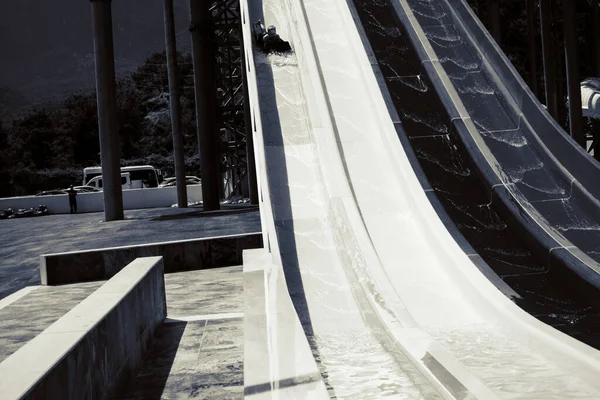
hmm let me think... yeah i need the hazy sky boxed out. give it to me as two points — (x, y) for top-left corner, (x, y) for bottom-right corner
(0, 0), (191, 115)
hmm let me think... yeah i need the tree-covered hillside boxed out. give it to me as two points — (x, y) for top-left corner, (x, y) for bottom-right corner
(0, 52), (199, 197)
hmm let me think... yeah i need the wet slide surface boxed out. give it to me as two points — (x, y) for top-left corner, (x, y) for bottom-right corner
(248, 0), (443, 397)
(350, 0), (600, 349)
(245, 0), (600, 397)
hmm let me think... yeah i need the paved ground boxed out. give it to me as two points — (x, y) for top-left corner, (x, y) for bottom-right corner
(0, 281), (104, 363)
(0, 206), (261, 300)
(0, 266), (245, 398)
(120, 267), (244, 400)
(165, 267), (242, 318)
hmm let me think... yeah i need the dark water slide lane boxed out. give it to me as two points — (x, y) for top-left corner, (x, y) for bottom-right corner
(349, 0), (600, 348)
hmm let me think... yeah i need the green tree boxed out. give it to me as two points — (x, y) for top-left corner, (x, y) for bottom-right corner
(54, 92), (100, 166)
(10, 109), (54, 169)
(116, 80), (145, 159)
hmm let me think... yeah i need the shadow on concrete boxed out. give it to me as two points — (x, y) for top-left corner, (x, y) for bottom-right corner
(150, 205), (259, 221)
(118, 321), (187, 400)
(244, 372), (324, 396)
(249, 2), (337, 397)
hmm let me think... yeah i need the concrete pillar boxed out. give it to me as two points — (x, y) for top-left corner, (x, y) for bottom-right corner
(489, 0), (502, 46)
(240, 31), (259, 205)
(90, 0), (124, 221)
(562, 0), (585, 148)
(539, 0), (558, 118)
(526, 0), (539, 97)
(189, 0), (220, 211)
(163, 0), (188, 208)
(592, 0), (600, 161)
(593, 0), (600, 76)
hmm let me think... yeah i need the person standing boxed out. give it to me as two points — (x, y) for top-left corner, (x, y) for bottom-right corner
(67, 185), (77, 214)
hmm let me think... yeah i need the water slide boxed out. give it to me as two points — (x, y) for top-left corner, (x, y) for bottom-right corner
(363, 0), (600, 346)
(241, 0), (600, 397)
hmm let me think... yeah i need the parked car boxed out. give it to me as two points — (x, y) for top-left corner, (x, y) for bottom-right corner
(158, 176), (201, 188)
(36, 189), (67, 196)
(86, 173), (132, 191)
(73, 186), (100, 193)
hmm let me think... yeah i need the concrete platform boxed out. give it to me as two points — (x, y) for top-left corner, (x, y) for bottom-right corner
(165, 267), (242, 318)
(0, 257), (166, 400)
(0, 281), (103, 363)
(0, 205), (260, 300)
(0, 266), (244, 399)
(119, 266), (244, 399)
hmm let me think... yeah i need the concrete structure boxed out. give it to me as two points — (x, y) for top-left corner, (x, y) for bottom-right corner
(526, 0), (538, 97)
(562, 0), (585, 147)
(163, 0), (188, 208)
(90, 0), (124, 221)
(0, 205), (260, 301)
(0, 266), (245, 400)
(539, 0), (558, 119)
(41, 232), (262, 285)
(0, 256), (166, 400)
(0, 283), (103, 364)
(120, 266), (244, 399)
(189, 0), (220, 211)
(0, 185), (203, 215)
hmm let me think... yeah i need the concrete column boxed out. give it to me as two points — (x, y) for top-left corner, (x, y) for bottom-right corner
(240, 31), (259, 205)
(163, 0), (188, 208)
(189, 0), (220, 211)
(526, 0), (539, 97)
(562, 0), (584, 148)
(539, 0), (558, 118)
(489, 0), (502, 46)
(90, 0), (124, 221)
(593, 0), (600, 76)
(592, 0), (600, 161)
(475, 0), (482, 15)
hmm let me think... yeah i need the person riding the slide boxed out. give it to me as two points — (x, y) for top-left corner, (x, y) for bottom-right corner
(263, 25), (283, 48)
(253, 21), (292, 53)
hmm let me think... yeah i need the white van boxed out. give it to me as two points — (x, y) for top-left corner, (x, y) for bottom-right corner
(83, 165), (162, 188)
(86, 172), (132, 190)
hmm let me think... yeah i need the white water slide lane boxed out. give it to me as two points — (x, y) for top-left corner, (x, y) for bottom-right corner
(243, 0), (600, 398)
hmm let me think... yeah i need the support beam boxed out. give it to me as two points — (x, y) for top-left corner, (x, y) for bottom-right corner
(593, 0), (600, 76)
(163, 0), (188, 208)
(562, 0), (585, 148)
(539, 0), (558, 118)
(240, 33), (258, 205)
(190, 0), (220, 211)
(475, 0), (482, 15)
(526, 0), (539, 97)
(591, 0), (600, 161)
(489, 0), (502, 45)
(90, 0), (123, 221)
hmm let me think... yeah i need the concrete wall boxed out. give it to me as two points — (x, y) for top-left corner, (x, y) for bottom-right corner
(0, 185), (203, 214)
(0, 256), (167, 400)
(41, 233), (263, 285)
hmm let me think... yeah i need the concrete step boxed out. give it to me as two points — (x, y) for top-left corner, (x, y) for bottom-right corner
(119, 267), (245, 399)
(0, 282), (103, 363)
